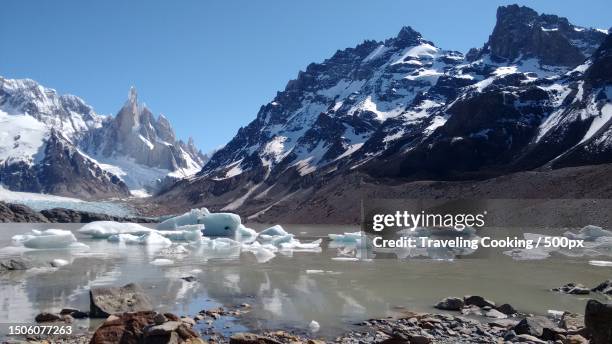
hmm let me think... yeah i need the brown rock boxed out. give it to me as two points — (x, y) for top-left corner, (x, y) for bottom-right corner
(560, 313), (584, 331)
(35, 312), (61, 323)
(89, 311), (156, 344)
(229, 333), (282, 344)
(564, 334), (589, 344)
(89, 283), (153, 318)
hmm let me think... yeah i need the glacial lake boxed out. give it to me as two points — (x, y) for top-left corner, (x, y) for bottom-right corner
(0, 223), (610, 339)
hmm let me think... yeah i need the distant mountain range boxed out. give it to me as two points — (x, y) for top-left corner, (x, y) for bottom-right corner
(154, 5), (612, 220)
(2, 5), (611, 222)
(0, 79), (206, 199)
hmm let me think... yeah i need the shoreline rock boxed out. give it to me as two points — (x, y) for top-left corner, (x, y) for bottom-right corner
(0, 201), (157, 223)
(89, 283), (154, 318)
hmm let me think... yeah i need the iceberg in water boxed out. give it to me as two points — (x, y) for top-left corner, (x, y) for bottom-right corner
(157, 225), (204, 242)
(12, 229), (88, 250)
(79, 221), (152, 238)
(564, 225), (612, 241)
(202, 213), (241, 237)
(260, 225), (289, 237)
(73, 207), (323, 263)
(157, 208), (242, 238)
(157, 208), (209, 230)
(505, 228), (612, 261)
(108, 231), (172, 246)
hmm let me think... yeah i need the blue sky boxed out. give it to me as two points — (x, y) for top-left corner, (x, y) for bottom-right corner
(1, 1), (610, 153)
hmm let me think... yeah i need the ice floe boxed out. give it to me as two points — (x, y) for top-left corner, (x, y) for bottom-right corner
(150, 258), (174, 266)
(108, 231), (172, 246)
(11, 229), (89, 250)
(504, 225), (612, 260)
(589, 260), (612, 267)
(50, 258), (70, 267)
(157, 208), (208, 230)
(157, 207), (242, 237)
(79, 221), (152, 238)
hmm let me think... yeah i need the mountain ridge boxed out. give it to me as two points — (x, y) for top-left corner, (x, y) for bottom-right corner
(155, 4), (611, 220)
(0, 77), (206, 199)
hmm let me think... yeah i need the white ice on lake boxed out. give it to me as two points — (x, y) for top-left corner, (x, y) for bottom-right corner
(11, 229), (89, 250)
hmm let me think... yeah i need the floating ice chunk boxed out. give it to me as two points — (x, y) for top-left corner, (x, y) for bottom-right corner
(202, 213), (242, 237)
(306, 269), (325, 274)
(589, 260), (612, 267)
(51, 259), (70, 267)
(12, 229), (86, 249)
(328, 232), (362, 243)
(260, 225), (289, 237)
(107, 233), (139, 243)
(158, 225), (204, 242)
(157, 208), (209, 230)
(270, 234), (294, 246)
(279, 238), (322, 251)
(150, 258), (174, 266)
(251, 246), (276, 263)
(159, 244), (190, 256)
(138, 232), (173, 246)
(564, 225), (612, 241)
(195, 237), (241, 250)
(308, 320), (320, 332)
(109, 232), (172, 246)
(237, 224), (258, 240)
(79, 221), (152, 239)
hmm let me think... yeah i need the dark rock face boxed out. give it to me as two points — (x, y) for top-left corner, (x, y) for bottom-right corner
(485, 5), (605, 66)
(0, 201), (49, 222)
(89, 283), (154, 318)
(585, 299), (612, 344)
(0, 201), (155, 223)
(40, 207), (156, 223)
(38, 131), (130, 199)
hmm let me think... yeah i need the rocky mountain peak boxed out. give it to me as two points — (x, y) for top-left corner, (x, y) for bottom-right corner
(128, 86), (138, 104)
(484, 5), (607, 67)
(393, 26), (424, 48)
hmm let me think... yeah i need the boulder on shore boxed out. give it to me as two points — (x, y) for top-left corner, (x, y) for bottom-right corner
(90, 311), (205, 344)
(585, 299), (612, 344)
(89, 283), (153, 318)
(552, 282), (591, 295)
(464, 295), (496, 308)
(434, 297), (464, 311)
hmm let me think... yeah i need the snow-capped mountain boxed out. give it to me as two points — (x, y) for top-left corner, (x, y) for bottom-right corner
(157, 5), (611, 217)
(0, 78), (206, 199)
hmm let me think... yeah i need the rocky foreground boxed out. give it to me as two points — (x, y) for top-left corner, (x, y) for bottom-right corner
(3, 282), (612, 344)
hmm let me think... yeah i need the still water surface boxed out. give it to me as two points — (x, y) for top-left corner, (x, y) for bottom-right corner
(0, 223), (610, 338)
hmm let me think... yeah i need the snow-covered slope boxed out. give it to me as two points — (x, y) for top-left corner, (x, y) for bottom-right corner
(0, 77), (206, 199)
(157, 4), (611, 216)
